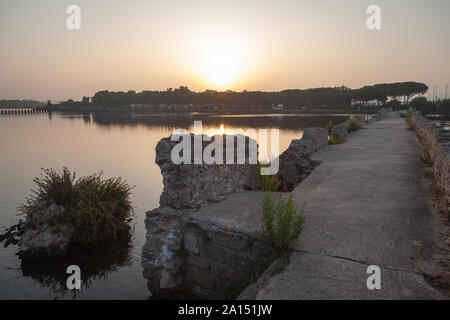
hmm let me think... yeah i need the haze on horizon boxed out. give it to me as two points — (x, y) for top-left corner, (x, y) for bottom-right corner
(0, 0), (449, 101)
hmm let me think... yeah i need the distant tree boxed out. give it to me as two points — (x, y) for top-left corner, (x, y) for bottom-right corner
(401, 82), (428, 103)
(81, 96), (90, 105)
(385, 99), (402, 110)
(410, 96), (435, 113)
(438, 99), (450, 114)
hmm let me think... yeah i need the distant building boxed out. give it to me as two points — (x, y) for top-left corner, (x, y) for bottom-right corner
(272, 104), (284, 110)
(168, 104), (190, 110)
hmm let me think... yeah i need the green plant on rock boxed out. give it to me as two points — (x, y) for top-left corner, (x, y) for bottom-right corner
(329, 133), (345, 145)
(18, 168), (134, 247)
(259, 192), (305, 254)
(348, 118), (359, 132)
(420, 147), (432, 166)
(325, 121), (334, 135)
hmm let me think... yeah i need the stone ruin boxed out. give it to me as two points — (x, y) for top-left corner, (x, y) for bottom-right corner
(141, 126), (341, 298)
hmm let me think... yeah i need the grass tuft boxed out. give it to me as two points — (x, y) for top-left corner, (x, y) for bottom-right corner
(347, 118), (359, 132)
(259, 192), (305, 255)
(325, 121), (334, 135)
(329, 133), (345, 145)
(18, 168), (134, 247)
(420, 147), (432, 166)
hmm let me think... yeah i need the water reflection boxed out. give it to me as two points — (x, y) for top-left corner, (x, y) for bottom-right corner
(19, 240), (132, 300)
(80, 111), (348, 131)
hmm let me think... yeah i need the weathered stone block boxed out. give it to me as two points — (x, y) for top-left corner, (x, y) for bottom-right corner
(184, 229), (203, 254)
(331, 121), (350, 140)
(186, 253), (210, 269)
(156, 134), (258, 209)
(185, 266), (217, 289)
(207, 228), (249, 251)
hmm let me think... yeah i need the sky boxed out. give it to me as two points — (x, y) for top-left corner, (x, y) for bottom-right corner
(0, 0), (449, 101)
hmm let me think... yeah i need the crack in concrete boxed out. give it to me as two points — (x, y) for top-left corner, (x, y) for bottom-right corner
(292, 248), (421, 275)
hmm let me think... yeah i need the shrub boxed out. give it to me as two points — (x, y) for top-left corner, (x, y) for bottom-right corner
(19, 168), (133, 247)
(259, 192), (305, 254)
(325, 121), (334, 135)
(420, 147), (432, 166)
(329, 133), (345, 145)
(348, 118), (359, 132)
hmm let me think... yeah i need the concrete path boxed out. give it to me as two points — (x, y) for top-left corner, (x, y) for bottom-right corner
(255, 115), (444, 299)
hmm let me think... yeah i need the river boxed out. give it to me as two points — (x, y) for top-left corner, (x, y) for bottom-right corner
(0, 111), (348, 299)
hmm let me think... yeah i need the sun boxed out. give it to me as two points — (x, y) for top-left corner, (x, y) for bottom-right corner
(195, 32), (248, 89)
(204, 53), (237, 87)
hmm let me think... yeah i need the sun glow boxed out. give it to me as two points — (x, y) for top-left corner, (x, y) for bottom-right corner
(204, 53), (238, 87)
(195, 32), (249, 88)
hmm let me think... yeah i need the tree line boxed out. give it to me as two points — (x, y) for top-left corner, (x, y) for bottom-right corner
(410, 97), (450, 114)
(88, 82), (429, 109)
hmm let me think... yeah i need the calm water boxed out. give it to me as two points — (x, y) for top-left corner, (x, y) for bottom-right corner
(426, 114), (450, 130)
(0, 111), (347, 299)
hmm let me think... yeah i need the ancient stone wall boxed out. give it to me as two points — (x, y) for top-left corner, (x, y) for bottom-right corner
(155, 134), (258, 209)
(277, 128), (328, 189)
(142, 129), (333, 298)
(411, 112), (450, 196)
(143, 133), (265, 298)
(182, 214), (273, 298)
(141, 197), (274, 299)
(330, 121), (350, 140)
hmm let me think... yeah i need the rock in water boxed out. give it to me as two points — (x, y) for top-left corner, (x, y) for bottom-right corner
(18, 204), (74, 260)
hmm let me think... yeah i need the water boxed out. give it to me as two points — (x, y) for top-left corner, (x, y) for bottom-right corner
(426, 114), (450, 130)
(0, 111), (348, 299)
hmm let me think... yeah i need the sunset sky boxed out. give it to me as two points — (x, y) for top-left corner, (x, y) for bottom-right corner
(1, 0), (449, 101)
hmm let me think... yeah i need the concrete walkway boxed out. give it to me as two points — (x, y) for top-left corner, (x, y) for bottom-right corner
(255, 114), (444, 299)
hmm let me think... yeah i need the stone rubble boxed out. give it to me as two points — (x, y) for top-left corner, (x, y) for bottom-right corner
(18, 203), (74, 260)
(411, 111), (450, 196)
